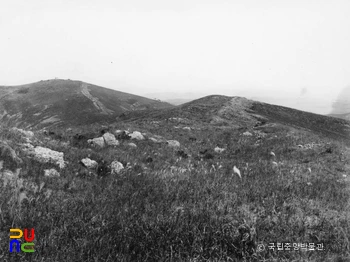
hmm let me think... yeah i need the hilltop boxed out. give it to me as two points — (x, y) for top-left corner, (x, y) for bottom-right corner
(121, 95), (350, 144)
(0, 79), (173, 129)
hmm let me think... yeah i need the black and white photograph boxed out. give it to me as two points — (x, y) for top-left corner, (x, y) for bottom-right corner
(1, 0), (350, 261)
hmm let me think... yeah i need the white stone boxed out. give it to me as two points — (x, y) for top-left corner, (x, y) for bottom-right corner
(81, 158), (98, 169)
(44, 168), (60, 177)
(243, 131), (253, 136)
(129, 131), (145, 140)
(233, 166), (241, 179)
(103, 132), (119, 146)
(128, 143), (137, 148)
(167, 140), (180, 148)
(214, 146), (225, 153)
(111, 161), (124, 175)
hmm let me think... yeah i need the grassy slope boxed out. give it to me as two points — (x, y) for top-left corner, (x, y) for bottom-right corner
(1, 98), (350, 261)
(0, 79), (174, 129)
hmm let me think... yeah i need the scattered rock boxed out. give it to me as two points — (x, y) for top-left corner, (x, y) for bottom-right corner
(33, 146), (66, 169)
(115, 130), (125, 135)
(111, 161), (124, 175)
(81, 158), (98, 169)
(88, 137), (105, 148)
(102, 132), (119, 146)
(167, 140), (180, 148)
(233, 166), (241, 179)
(129, 131), (145, 140)
(44, 168), (60, 178)
(149, 137), (164, 143)
(214, 146), (225, 153)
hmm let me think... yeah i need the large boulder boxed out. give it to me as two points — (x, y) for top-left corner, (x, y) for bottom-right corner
(33, 146), (66, 169)
(129, 131), (145, 140)
(103, 132), (119, 146)
(81, 158), (98, 169)
(88, 137), (105, 148)
(111, 161), (124, 175)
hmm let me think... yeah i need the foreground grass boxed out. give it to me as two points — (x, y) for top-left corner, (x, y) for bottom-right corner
(0, 122), (350, 261)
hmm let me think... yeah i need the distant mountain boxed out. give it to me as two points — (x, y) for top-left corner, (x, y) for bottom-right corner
(0, 79), (173, 129)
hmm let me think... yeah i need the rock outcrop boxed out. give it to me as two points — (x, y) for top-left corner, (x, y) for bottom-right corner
(33, 146), (66, 169)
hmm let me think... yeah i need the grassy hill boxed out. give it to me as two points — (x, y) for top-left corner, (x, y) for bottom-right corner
(0, 79), (173, 129)
(1, 94), (350, 261)
(122, 95), (350, 144)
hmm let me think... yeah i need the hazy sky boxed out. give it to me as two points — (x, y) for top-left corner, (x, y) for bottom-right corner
(1, 0), (350, 114)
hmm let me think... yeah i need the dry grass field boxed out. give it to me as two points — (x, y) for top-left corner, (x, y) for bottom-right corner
(1, 96), (350, 261)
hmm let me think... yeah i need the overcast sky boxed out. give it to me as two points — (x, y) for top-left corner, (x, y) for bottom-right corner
(1, 0), (349, 114)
